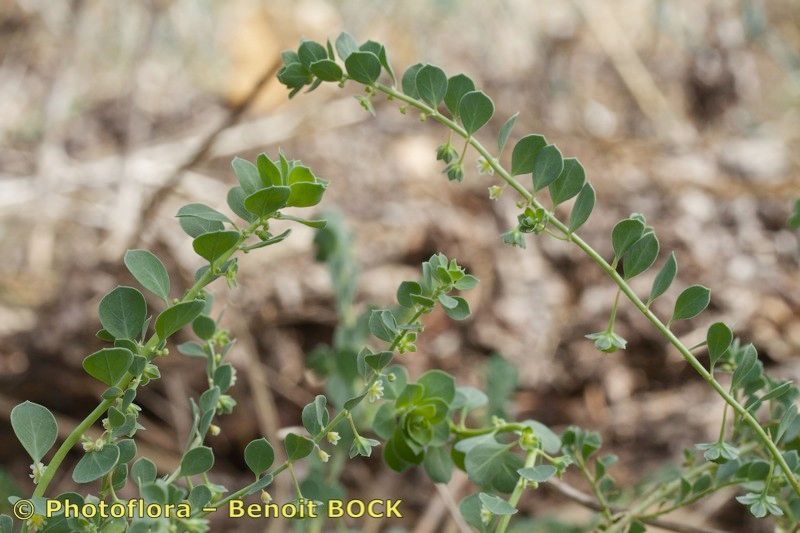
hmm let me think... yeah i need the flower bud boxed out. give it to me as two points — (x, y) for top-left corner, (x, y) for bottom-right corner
(209, 424), (221, 436)
(260, 490), (273, 504)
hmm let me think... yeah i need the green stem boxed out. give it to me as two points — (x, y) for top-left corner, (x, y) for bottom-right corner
(495, 449), (537, 533)
(606, 289), (622, 333)
(450, 421), (525, 438)
(371, 81), (800, 500)
(32, 219), (262, 498)
(576, 455), (613, 522)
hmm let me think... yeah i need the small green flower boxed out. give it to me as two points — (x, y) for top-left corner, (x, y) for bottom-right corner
(585, 330), (627, 353)
(326, 431), (340, 445)
(29, 461), (46, 484)
(501, 228), (525, 249)
(349, 435), (381, 458)
(436, 142), (458, 164)
(444, 162), (464, 182)
(488, 185), (503, 200)
(367, 380), (385, 403)
(695, 441), (739, 462)
(476, 156), (495, 175)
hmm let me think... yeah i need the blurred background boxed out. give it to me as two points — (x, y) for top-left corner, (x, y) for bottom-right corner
(1, 0), (799, 530)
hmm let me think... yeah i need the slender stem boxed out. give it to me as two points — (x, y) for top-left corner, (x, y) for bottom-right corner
(449, 421), (525, 438)
(32, 219), (263, 498)
(718, 404), (728, 443)
(495, 449), (537, 533)
(576, 455), (613, 522)
(606, 289), (622, 333)
(371, 81), (800, 500)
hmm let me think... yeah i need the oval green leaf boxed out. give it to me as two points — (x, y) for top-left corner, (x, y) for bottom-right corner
(549, 158), (586, 206)
(707, 322), (733, 370)
(244, 186), (290, 217)
(180, 446), (214, 476)
(83, 347), (133, 387)
(192, 230), (240, 263)
(124, 250), (170, 301)
(155, 300), (205, 340)
(623, 232), (659, 279)
(568, 182), (595, 232)
(459, 91), (494, 135)
(612, 219), (645, 259)
(310, 59), (343, 82)
(284, 433), (314, 461)
(11, 401), (58, 463)
(415, 64), (447, 108)
(444, 74), (475, 117)
(73, 444), (120, 484)
(344, 51), (381, 84)
(244, 438), (275, 476)
(99, 286), (147, 340)
(648, 251), (677, 304)
(231, 157), (261, 195)
(511, 134), (546, 175)
(672, 285), (711, 321)
(532, 144), (564, 191)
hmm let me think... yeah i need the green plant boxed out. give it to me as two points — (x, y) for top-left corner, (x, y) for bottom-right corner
(4, 32), (800, 533)
(274, 33), (800, 530)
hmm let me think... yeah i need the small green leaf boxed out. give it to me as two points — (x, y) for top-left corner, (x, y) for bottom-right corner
(310, 59), (343, 82)
(192, 314), (215, 340)
(244, 438), (275, 476)
(511, 134), (546, 175)
(648, 252), (677, 304)
(155, 300), (205, 340)
(612, 219), (645, 258)
(459, 91), (494, 135)
(301, 395), (329, 436)
(192, 230), (240, 262)
(244, 186), (290, 217)
(99, 286), (147, 340)
(73, 444), (120, 483)
(83, 348), (133, 386)
(732, 344), (759, 389)
(180, 446), (214, 476)
(568, 183), (595, 232)
(130, 457), (157, 486)
(478, 492), (517, 515)
(369, 309), (397, 342)
(415, 64), (447, 108)
(287, 182), (326, 208)
(452, 387), (488, 411)
(124, 250), (170, 301)
(465, 441), (523, 493)
(623, 232), (659, 279)
(443, 296), (471, 320)
(454, 274), (479, 291)
(532, 144), (564, 191)
(11, 401), (58, 462)
(213, 364), (233, 392)
(459, 494), (487, 532)
(297, 40), (327, 68)
(117, 439), (137, 463)
(518, 465), (556, 482)
(400, 63), (423, 98)
(497, 113), (519, 153)
(707, 322), (733, 370)
(175, 203), (232, 224)
(345, 51), (381, 84)
(418, 370), (456, 402)
(284, 433), (314, 461)
(549, 158), (586, 206)
(444, 74), (475, 118)
(227, 186), (257, 223)
(231, 157), (262, 195)
(397, 281), (422, 307)
(335, 32), (359, 61)
(359, 40), (395, 82)
(256, 154), (281, 187)
(672, 285), (711, 321)
(423, 446), (453, 483)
